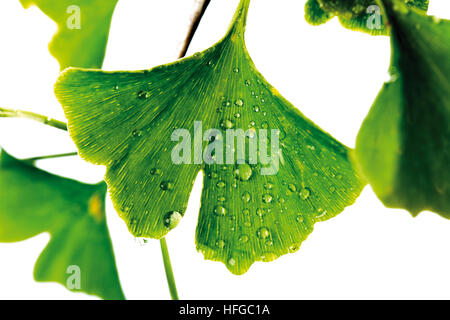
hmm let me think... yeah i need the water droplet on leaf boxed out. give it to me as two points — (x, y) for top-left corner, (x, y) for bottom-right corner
(214, 205), (227, 216)
(137, 90), (150, 99)
(216, 240), (225, 249)
(256, 208), (266, 217)
(160, 181), (173, 191)
(220, 119), (234, 129)
(239, 234), (249, 244)
(300, 188), (310, 200)
(163, 211), (182, 229)
(150, 168), (162, 176)
(234, 163), (253, 181)
(262, 193), (273, 204)
(241, 191), (251, 203)
(257, 227), (270, 239)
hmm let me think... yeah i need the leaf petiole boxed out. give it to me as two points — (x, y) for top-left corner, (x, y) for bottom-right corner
(0, 107), (68, 131)
(160, 238), (179, 300)
(23, 152), (79, 163)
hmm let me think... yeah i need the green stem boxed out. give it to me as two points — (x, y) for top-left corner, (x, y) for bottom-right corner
(160, 238), (179, 300)
(0, 107), (68, 131)
(23, 152), (78, 163)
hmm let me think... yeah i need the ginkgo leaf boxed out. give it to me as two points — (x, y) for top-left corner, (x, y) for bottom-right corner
(305, 0), (429, 35)
(20, 0), (118, 69)
(0, 149), (125, 300)
(55, 0), (364, 274)
(355, 0), (450, 217)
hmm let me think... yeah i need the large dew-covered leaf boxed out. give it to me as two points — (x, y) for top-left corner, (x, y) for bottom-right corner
(355, 0), (450, 217)
(0, 150), (124, 300)
(55, 0), (364, 274)
(20, 0), (118, 69)
(305, 0), (429, 35)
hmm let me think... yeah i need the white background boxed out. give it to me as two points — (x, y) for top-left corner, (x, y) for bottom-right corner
(0, 0), (449, 300)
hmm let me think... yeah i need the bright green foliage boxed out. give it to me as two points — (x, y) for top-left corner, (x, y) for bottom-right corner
(20, 0), (118, 69)
(355, 0), (450, 217)
(305, 0), (429, 35)
(304, 0), (333, 25)
(55, 0), (364, 274)
(0, 150), (124, 300)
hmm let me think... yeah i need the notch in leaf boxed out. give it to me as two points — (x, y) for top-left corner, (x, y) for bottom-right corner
(0, 149), (124, 300)
(355, 0), (450, 217)
(19, 0), (118, 69)
(55, 0), (364, 274)
(305, 0), (429, 35)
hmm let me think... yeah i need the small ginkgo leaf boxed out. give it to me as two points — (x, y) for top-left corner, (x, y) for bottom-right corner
(305, 0), (429, 35)
(355, 0), (450, 217)
(0, 150), (124, 300)
(304, 0), (333, 26)
(55, 0), (364, 274)
(20, 0), (118, 69)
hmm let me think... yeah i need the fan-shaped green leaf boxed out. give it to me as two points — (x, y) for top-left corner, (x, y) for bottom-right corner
(20, 0), (118, 69)
(305, 0), (429, 35)
(355, 0), (450, 217)
(55, 0), (364, 274)
(0, 150), (124, 300)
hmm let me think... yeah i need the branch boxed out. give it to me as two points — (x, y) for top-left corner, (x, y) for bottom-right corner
(178, 0), (212, 59)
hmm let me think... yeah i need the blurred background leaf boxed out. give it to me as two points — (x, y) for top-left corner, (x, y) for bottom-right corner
(355, 0), (449, 217)
(0, 149), (125, 300)
(305, 0), (429, 35)
(20, 0), (118, 69)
